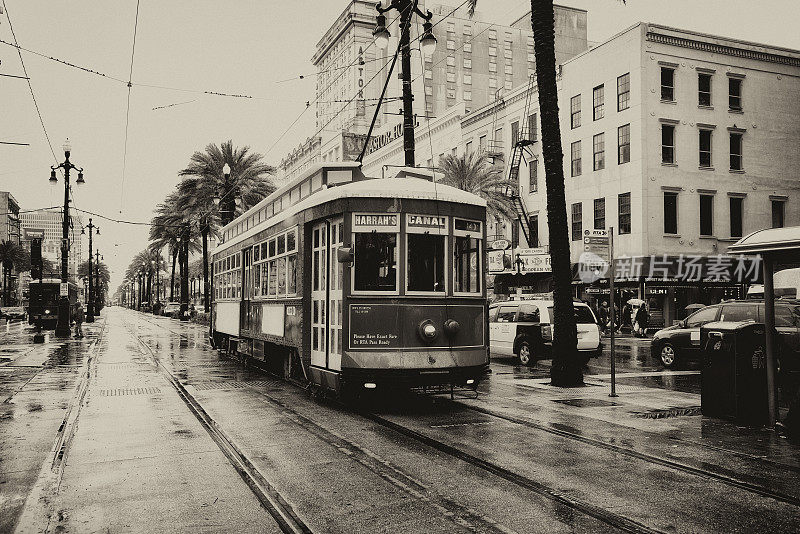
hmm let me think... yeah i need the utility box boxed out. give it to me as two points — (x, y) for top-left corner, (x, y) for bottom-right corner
(700, 321), (769, 426)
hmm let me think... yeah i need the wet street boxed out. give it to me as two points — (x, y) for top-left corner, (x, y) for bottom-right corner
(2, 307), (799, 533)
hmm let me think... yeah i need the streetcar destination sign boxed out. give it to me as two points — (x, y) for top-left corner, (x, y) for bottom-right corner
(353, 213), (400, 232)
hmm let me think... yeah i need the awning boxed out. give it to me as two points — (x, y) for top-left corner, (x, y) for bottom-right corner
(570, 254), (762, 284)
(728, 226), (800, 261)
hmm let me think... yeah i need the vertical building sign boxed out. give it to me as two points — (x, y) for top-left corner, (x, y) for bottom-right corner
(357, 46), (365, 117)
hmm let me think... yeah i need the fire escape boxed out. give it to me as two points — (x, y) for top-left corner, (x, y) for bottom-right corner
(505, 76), (539, 248)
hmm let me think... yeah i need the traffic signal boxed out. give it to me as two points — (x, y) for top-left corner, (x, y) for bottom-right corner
(31, 238), (42, 280)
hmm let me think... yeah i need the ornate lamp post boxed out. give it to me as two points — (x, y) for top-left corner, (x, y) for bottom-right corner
(50, 138), (84, 336)
(81, 218), (99, 322)
(94, 250), (102, 315)
(373, 0), (437, 167)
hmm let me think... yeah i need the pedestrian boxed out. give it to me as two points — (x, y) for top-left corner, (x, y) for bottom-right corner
(74, 305), (84, 338)
(598, 301), (609, 335)
(634, 304), (649, 337)
(621, 303), (632, 333)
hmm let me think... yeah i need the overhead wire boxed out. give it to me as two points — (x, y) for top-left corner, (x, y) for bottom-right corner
(119, 0), (142, 214)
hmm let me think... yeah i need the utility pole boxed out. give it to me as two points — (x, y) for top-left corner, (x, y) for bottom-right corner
(94, 250), (102, 314)
(50, 139), (85, 337)
(180, 223), (190, 321)
(372, 0), (437, 167)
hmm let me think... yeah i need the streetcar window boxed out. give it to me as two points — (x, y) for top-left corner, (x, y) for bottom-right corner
(261, 263), (269, 295)
(287, 255), (297, 294)
(269, 239), (276, 258)
(454, 236), (481, 294)
(407, 234), (445, 293)
(253, 264), (261, 297)
(261, 243), (267, 259)
(287, 230), (296, 252)
(268, 259), (277, 296)
(277, 234), (286, 255)
(277, 257), (287, 295)
(254, 245), (260, 262)
(354, 233), (397, 292)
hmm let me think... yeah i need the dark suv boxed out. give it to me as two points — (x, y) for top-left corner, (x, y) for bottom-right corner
(650, 299), (800, 368)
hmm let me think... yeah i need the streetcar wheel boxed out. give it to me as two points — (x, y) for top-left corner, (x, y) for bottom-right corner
(517, 341), (533, 366)
(660, 343), (677, 368)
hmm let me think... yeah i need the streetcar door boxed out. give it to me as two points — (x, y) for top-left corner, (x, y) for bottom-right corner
(311, 219), (344, 372)
(311, 223), (328, 368)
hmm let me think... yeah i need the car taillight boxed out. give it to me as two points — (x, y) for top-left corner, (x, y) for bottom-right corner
(542, 324), (553, 341)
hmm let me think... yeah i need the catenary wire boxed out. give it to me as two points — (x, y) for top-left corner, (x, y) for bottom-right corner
(119, 0), (142, 214)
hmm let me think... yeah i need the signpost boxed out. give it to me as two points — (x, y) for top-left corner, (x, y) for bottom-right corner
(584, 229), (617, 396)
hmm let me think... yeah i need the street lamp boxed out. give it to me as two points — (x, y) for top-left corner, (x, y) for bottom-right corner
(94, 250), (102, 315)
(81, 218), (99, 322)
(50, 138), (85, 337)
(373, 0), (436, 167)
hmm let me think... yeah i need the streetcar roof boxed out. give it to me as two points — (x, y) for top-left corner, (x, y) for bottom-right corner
(215, 175), (486, 255)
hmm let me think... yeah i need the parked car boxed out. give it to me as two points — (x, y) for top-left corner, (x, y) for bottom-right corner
(489, 299), (602, 365)
(162, 302), (181, 317)
(651, 299), (800, 368)
(1, 306), (26, 321)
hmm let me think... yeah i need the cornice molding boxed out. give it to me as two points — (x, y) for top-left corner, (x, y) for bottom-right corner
(646, 31), (800, 67)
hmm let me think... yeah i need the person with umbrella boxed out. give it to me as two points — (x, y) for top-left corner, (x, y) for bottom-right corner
(634, 302), (649, 337)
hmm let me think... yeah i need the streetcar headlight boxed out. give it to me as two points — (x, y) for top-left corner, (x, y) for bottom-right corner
(443, 319), (460, 337)
(418, 319), (438, 342)
(364, 383), (377, 389)
(44, 310), (50, 315)
(466, 379), (475, 385)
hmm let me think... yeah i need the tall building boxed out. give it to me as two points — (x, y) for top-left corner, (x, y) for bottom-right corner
(361, 21), (800, 328)
(0, 192), (21, 245)
(21, 210), (85, 280)
(279, 1), (587, 182)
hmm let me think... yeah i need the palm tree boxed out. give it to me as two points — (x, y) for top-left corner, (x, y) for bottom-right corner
(150, 194), (188, 302)
(177, 140), (276, 312)
(468, 0), (581, 386)
(437, 152), (516, 220)
(0, 240), (28, 306)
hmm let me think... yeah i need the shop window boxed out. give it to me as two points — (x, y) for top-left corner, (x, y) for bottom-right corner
(700, 194), (714, 236)
(664, 192), (678, 234)
(454, 236), (481, 294)
(354, 233), (397, 292)
(407, 234), (445, 293)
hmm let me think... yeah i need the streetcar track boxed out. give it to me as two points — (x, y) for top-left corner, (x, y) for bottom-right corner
(136, 312), (800, 523)
(447, 399), (800, 507)
(127, 323), (313, 534)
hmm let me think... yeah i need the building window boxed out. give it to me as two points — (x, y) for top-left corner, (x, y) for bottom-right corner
(594, 198), (606, 230)
(464, 58), (472, 69)
(593, 133), (605, 171)
(527, 113), (537, 141)
(618, 193), (631, 234)
(618, 124), (630, 164)
(729, 77), (743, 111)
(699, 129), (712, 168)
(446, 56), (455, 66)
(700, 194), (714, 236)
(446, 39), (455, 50)
(730, 132), (743, 171)
(570, 94), (581, 129)
(489, 46), (497, 56)
(529, 215), (539, 247)
(772, 200), (786, 228)
(511, 121), (519, 146)
(463, 90), (472, 101)
(464, 74), (472, 85)
(446, 72), (455, 83)
(465, 140), (473, 153)
(593, 84), (604, 120)
(529, 160), (538, 192)
(489, 62), (497, 73)
(664, 192), (678, 234)
(464, 43), (472, 53)
(571, 203), (582, 241)
(617, 73), (630, 111)
(698, 73), (712, 106)
(571, 141), (581, 177)
(660, 67), (675, 101)
(661, 124), (675, 164)
(488, 77), (497, 88)
(729, 197), (743, 238)
(479, 135), (486, 153)
(504, 80), (513, 90)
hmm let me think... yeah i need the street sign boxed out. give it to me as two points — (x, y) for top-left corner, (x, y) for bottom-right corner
(60, 282), (69, 297)
(583, 229), (609, 261)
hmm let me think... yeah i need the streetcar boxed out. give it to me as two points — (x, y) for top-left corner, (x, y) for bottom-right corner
(210, 162), (489, 395)
(28, 278), (79, 328)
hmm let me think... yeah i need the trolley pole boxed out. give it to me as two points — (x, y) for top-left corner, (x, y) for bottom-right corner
(609, 227), (617, 398)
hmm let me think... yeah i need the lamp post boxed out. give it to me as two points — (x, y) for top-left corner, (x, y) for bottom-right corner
(373, 0), (437, 167)
(81, 218), (99, 322)
(94, 250), (102, 315)
(50, 138), (85, 337)
(153, 254), (161, 314)
(180, 223), (190, 321)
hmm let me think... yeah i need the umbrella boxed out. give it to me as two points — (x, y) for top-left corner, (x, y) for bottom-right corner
(627, 298), (646, 306)
(684, 303), (705, 312)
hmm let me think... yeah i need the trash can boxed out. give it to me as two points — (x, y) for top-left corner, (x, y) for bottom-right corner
(700, 321), (769, 426)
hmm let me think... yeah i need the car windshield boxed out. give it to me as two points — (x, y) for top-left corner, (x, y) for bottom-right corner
(547, 306), (596, 324)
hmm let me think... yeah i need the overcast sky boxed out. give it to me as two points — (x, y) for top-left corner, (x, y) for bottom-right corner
(1, 0), (798, 292)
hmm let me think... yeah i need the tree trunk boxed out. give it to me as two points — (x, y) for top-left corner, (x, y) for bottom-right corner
(170, 248), (177, 301)
(202, 223), (210, 313)
(531, 0), (582, 386)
